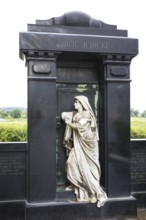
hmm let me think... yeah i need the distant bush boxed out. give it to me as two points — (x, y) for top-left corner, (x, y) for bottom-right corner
(10, 108), (22, 118)
(0, 108), (27, 119)
(0, 121), (27, 142)
(0, 117), (145, 142)
(131, 127), (146, 138)
(131, 117), (146, 138)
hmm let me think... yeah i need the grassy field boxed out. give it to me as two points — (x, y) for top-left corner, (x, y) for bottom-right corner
(131, 117), (146, 138)
(0, 119), (27, 142)
(0, 117), (146, 142)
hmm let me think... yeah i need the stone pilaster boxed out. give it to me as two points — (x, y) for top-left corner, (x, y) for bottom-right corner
(26, 51), (57, 203)
(100, 55), (132, 198)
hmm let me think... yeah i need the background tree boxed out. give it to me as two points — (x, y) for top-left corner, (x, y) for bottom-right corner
(10, 108), (22, 118)
(141, 110), (146, 118)
(0, 110), (8, 118)
(130, 108), (140, 117)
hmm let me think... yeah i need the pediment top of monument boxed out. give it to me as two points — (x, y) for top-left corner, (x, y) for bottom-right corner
(36, 11), (116, 29)
(27, 11), (128, 37)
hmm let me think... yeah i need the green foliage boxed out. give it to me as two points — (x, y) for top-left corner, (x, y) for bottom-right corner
(21, 111), (27, 119)
(0, 116), (146, 142)
(0, 108), (27, 119)
(131, 117), (146, 138)
(130, 108), (140, 117)
(131, 108), (146, 118)
(141, 110), (146, 118)
(0, 120), (27, 142)
(10, 108), (22, 118)
(0, 110), (9, 118)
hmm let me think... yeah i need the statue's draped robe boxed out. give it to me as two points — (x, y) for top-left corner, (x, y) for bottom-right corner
(62, 96), (107, 207)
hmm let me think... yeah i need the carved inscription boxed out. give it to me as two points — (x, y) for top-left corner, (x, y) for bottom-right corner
(32, 35), (109, 51)
(56, 40), (108, 50)
(0, 154), (25, 176)
(131, 149), (146, 187)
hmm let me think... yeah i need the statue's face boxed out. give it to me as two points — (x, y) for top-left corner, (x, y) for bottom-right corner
(74, 99), (82, 111)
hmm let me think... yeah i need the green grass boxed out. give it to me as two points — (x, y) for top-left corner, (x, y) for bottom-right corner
(0, 119), (27, 142)
(0, 117), (145, 142)
(131, 117), (146, 138)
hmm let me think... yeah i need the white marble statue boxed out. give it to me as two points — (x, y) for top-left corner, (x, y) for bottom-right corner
(61, 95), (108, 207)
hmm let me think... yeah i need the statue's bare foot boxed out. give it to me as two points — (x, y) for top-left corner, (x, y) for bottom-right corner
(65, 185), (72, 191)
(91, 196), (97, 203)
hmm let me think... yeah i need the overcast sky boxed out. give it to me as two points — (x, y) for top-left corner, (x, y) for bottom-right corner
(0, 0), (145, 112)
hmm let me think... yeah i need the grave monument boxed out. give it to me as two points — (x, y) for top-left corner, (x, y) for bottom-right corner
(19, 11), (138, 220)
(1, 11), (139, 220)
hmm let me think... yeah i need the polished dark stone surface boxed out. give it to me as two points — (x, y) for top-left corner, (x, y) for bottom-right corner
(20, 32), (138, 55)
(0, 201), (25, 220)
(8, 11), (140, 220)
(130, 140), (146, 208)
(0, 200), (145, 220)
(19, 11), (138, 219)
(36, 11), (117, 28)
(28, 79), (56, 202)
(28, 11), (128, 37)
(0, 143), (27, 201)
(26, 197), (137, 220)
(130, 140), (146, 192)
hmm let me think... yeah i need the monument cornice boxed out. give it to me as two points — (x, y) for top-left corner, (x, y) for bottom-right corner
(19, 32), (138, 57)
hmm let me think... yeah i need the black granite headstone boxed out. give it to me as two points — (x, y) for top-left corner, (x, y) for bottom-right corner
(19, 11), (138, 219)
(0, 143), (26, 200)
(0, 143), (26, 220)
(131, 140), (146, 208)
